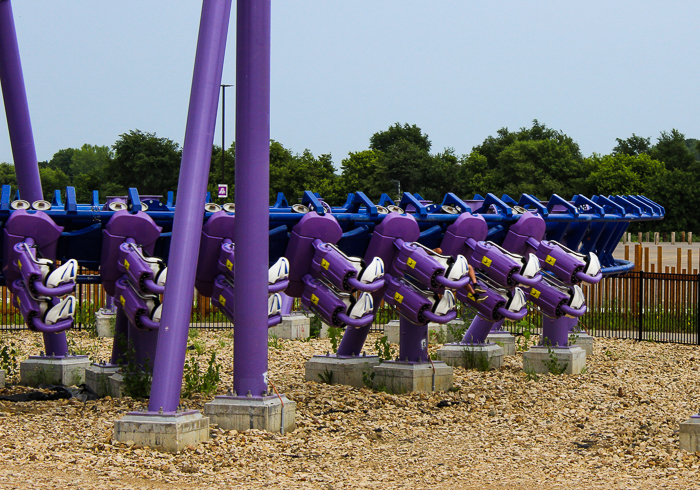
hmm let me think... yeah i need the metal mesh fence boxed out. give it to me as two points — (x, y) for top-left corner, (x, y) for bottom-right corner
(2, 271), (699, 344)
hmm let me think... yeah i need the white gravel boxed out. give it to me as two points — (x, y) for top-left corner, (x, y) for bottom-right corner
(0, 329), (698, 489)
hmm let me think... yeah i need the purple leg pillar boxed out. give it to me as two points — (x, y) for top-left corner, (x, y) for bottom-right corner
(42, 332), (68, 357)
(0, 0), (43, 203)
(541, 316), (573, 347)
(128, 322), (158, 372)
(147, 0), (232, 414)
(231, 0), (271, 398)
(462, 316), (498, 345)
(399, 317), (429, 363)
(204, 0), (295, 433)
(489, 318), (507, 333)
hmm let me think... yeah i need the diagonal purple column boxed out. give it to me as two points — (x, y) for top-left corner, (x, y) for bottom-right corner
(1, 0), (67, 357)
(148, 0), (232, 413)
(0, 0), (43, 203)
(233, 0), (271, 397)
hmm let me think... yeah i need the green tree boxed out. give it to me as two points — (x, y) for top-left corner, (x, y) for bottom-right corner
(106, 130), (182, 196)
(612, 134), (651, 156)
(649, 129), (696, 171)
(469, 121), (584, 199)
(39, 167), (70, 200)
(338, 150), (381, 199)
(370, 123), (431, 153)
(0, 163), (18, 189)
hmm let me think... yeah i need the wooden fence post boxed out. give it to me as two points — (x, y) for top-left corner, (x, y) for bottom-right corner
(672, 232), (676, 245)
(654, 232), (659, 245)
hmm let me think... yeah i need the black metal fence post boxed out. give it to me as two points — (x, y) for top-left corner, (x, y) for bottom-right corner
(696, 273), (700, 345)
(637, 271), (644, 342)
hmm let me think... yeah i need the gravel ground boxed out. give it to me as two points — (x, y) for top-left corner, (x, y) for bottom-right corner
(0, 329), (699, 489)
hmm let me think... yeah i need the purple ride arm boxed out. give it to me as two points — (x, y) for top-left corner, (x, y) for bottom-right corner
(422, 309), (457, 324)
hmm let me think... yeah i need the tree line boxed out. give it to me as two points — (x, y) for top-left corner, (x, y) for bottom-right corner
(0, 121), (695, 232)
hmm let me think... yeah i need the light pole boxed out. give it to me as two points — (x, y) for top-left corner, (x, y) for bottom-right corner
(221, 83), (233, 189)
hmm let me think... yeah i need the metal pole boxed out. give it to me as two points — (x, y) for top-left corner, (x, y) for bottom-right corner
(148, 0), (232, 413)
(0, 0), (43, 202)
(221, 84), (232, 186)
(233, 0), (271, 397)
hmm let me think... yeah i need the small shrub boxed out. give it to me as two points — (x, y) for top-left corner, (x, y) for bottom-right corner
(183, 352), (222, 398)
(461, 347), (493, 371)
(328, 327), (343, 353)
(374, 335), (395, 362)
(268, 335), (284, 350)
(318, 367), (333, 384)
(309, 314), (322, 338)
(361, 363), (375, 388)
(429, 329), (446, 344)
(0, 340), (19, 379)
(447, 321), (467, 342)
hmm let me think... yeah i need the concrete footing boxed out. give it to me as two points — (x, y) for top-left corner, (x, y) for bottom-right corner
(371, 361), (452, 394)
(85, 364), (121, 397)
(522, 345), (586, 375)
(485, 332), (516, 356)
(95, 309), (117, 338)
(108, 373), (127, 398)
(20, 355), (91, 386)
(0, 369), (5, 388)
(305, 355), (380, 388)
(436, 343), (503, 369)
(114, 411), (210, 453)
(204, 395), (296, 433)
(680, 416), (700, 452)
(569, 332), (594, 356)
(385, 320), (463, 344)
(269, 315), (310, 340)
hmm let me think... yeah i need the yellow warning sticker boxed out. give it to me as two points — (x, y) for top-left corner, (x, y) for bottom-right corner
(407, 258), (417, 269)
(481, 256), (492, 267)
(545, 255), (556, 266)
(218, 295), (226, 306)
(531, 289), (541, 299)
(120, 295), (126, 306)
(17, 260), (22, 270)
(124, 259), (130, 271)
(16, 297), (20, 305)
(394, 292), (404, 304)
(311, 294), (319, 305)
(226, 259), (233, 271)
(467, 293), (475, 301)
(321, 259), (330, 270)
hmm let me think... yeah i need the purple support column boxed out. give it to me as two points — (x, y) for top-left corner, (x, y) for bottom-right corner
(541, 316), (574, 348)
(489, 318), (506, 333)
(148, 0), (232, 413)
(462, 316), (497, 344)
(0, 0), (43, 203)
(233, 0), (271, 397)
(399, 317), (428, 363)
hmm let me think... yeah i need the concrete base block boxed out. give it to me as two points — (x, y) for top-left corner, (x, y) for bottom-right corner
(0, 369), (5, 388)
(436, 343), (504, 369)
(95, 309), (116, 338)
(385, 320), (400, 344)
(372, 361), (452, 394)
(204, 395), (296, 433)
(85, 364), (121, 397)
(20, 356), (91, 387)
(569, 332), (594, 356)
(108, 373), (127, 398)
(269, 315), (310, 340)
(486, 332), (516, 356)
(385, 319), (464, 345)
(319, 322), (330, 338)
(522, 345), (586, 375)
(305, 355), (380, 388)
(680, 416), (700, 452)
(114, 411), (210, 453)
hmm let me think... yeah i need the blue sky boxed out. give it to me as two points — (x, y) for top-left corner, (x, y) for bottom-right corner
(2, 0), (699, 169)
